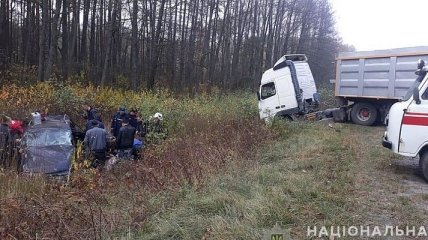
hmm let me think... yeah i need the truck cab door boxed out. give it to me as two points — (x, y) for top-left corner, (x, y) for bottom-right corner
(399, 84), (428, 154)
(258, 81), (280, 119)
(275, 71), (299, 112)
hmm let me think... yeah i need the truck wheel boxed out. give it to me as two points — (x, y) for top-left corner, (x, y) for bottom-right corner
(350, 102), (378, 126)
(419, 151), (428, 181)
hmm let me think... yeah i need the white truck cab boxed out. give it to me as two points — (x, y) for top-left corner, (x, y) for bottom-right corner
(383, 60), (428, 180)
(258, 54), (320, 120)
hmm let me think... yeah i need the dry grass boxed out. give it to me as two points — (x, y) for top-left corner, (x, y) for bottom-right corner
(136, 121), (357, 239)
(136, 122), (428, 239)
(2, 84), (424, 239)
(0, 114), (272, 239)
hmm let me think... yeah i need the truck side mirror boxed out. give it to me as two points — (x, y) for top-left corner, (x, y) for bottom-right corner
(257, 91), (261, 101)
(414, 88), (421, 104)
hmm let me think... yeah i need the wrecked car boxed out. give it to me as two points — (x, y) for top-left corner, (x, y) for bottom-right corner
(20, 115), (83, 176)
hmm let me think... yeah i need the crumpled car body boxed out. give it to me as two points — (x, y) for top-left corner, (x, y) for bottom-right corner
(21, 115), (75, 176)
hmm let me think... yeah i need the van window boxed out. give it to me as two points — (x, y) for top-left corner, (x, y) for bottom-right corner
(261, 82), (276, 100)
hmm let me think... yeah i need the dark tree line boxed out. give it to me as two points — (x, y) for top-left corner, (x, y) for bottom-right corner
(0, 0), (346, 92)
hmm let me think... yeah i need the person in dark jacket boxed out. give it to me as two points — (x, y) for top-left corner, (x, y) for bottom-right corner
(129, 109), (138, 129)
(138, 115), (148, 137)
(0, 115), (10, 163)
(82, 104), (97, 121)
(111, 106), (128, 138)
(129, 109), (147, 137)
(85, 113), (105, 132)
(84, 120), (108, 168)
(116, 118), (136, 159)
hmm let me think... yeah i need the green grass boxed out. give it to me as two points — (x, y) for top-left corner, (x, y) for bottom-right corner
(137, 121), (428, 239)
(138, 121), (360, 239)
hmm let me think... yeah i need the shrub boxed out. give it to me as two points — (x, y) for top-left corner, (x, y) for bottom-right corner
(0, 83), (259, 136)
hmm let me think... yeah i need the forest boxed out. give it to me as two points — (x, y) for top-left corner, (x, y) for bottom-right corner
(0, 0), (349, 92)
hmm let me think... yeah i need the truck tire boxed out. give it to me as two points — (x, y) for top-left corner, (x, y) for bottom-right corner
(350, 102), (378, 126)
(419, 151), (428, 181)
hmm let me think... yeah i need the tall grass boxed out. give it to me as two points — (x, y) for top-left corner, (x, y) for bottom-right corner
(0, 83), (270, 239)
(0, 83), (258, 134)
(139, 121), (358, 239)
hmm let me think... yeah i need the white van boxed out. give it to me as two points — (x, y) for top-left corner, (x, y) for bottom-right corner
(382, 60), (428, 180)
(258, 54), (320, 120)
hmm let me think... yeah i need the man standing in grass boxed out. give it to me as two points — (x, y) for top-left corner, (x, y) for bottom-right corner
(82, 104), (98, 121)
(84, 120), (108, 168)
(116, 118), (136, 159)
(0, 115), (10, 164)
(111, 106), (128, 138)
(85, 113), (105, 132)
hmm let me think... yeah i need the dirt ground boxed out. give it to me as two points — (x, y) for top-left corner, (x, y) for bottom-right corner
(351, 125), (428, 239)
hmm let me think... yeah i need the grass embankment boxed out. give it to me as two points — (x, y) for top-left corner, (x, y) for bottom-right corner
(140, 121), (358, 239)
(0, 83), (271, 239)
(140, 123), (428, 239)
(1, 83), (424, 239)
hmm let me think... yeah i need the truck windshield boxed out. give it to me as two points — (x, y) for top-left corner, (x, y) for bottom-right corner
(403, 71), (427, 101)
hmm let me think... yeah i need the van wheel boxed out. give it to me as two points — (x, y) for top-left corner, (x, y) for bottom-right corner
(350, 102), (378, 126)
(419, 151), (428, 181)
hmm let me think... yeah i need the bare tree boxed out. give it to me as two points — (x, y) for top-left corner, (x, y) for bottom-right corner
(3, 0), (342, 90)
(37, 0), (49, 81)
(130, 0), (139, 89)
(44, 0), (62, 80)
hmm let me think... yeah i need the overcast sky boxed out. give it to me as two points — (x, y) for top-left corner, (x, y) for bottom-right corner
(330, 0), (428, 51)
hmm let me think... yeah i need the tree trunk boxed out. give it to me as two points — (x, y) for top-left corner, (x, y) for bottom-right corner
(147, 0), (167, 90)
(130, 0), (139, 90)
(44, 0), (62, 80)
(37, 0), (49, 81)
(89, 0), (97, 65)
(101, 0), (113, 86)
(80, 0), (90, 63)
(61, 0), (69, 80)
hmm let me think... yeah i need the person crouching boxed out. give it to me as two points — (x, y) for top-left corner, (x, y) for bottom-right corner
(116, 117), (136, 160)
(84, 120), (108, 168)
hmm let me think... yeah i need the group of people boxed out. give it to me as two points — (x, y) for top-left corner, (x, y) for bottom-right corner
(82, 104), (164, 168)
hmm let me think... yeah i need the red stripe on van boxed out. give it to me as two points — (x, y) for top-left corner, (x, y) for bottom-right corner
(403, 115), (428, 126)
(405, 112), (428, 116)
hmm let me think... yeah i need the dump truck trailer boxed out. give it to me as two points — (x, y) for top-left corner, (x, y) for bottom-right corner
(335, 46), (428, 125)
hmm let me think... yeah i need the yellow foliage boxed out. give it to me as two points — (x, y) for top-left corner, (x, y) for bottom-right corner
(0, 82), (258, 134)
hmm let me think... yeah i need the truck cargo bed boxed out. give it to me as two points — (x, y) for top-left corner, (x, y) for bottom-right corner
(335, 46), (428, 99)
